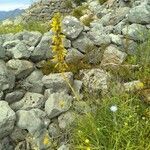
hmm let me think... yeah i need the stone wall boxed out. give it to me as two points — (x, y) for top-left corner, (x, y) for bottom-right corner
(0, 0), (150, 149)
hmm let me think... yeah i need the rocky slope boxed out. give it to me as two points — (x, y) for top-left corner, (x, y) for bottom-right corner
(0, 0), (150, 149)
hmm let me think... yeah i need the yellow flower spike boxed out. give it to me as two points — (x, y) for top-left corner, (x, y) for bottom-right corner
(43, 133), (51, 145)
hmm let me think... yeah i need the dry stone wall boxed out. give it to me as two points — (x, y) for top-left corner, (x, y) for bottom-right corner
(0, 0), (150, 149)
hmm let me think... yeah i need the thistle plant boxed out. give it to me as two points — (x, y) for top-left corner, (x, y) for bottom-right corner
(51, 12), (80, 100)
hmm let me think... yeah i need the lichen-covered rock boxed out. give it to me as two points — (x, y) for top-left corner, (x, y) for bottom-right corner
(30, 31), (53, 62)
(6, 59), (34, 80)
(42, 72), (73, 94)
(122, 24), (148, 41)
(7, 42), (31, 59)
(62, 16), (84, 39)
(0, 60), (15, 91)
(19, 31), (42, 47)
(16, 109), (47, 134)
(0, 101), (16, 139)
(101, 45), (127, 65)
(88, 23), (111, 45)
(58, 111), (76, 129)
(65, 48), (84, 63)
(80, 69), (110, 94)
(72, 35), (94, 53)
(21, 70), (44, 93)
(45, 92), (73, 119)
(128, 3), (150, 24)
(10, 92), (45, 111)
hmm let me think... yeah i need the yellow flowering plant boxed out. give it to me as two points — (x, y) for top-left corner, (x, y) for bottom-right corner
(51, 12), (80, 101)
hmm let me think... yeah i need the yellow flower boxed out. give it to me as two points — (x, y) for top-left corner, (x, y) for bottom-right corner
(51, 12), (68, 72)
(43, 133), (51, 145)
(135, 82), (144, 89)
(85, 139), (90, 144)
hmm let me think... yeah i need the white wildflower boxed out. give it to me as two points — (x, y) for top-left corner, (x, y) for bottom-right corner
(110, 105), (118, 112)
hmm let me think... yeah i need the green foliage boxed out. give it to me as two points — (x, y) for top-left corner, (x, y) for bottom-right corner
(41, 60), (57, 75)
(70, 93), (150, 150)
(72, 6), (84, 19)
(64, 0), (73, 9)
(41, 59), (92, 76)
(0, 21), (49, 34)
(81, 15), (94, 26)
(73, 0), (87, 6)
(98, 0), (108, 4)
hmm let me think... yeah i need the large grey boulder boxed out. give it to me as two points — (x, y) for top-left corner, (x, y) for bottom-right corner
(72, 35), (94, 53)
(65, 48), (84, 63)
(31, 32), (53, 62)
(16, 109), (46, 134)
(128, 3), (150, 24)
(80, 69), (110, 94)
(42, 72), (73, 93)
(3, 40), (20, 49)
(6, 59), (34, 80)
(7, 42), (31, 59)
(88, 23), (111, 45)
(10, 92), (45, 111)
(0, 60), (15, 91)
(122, 24), (148, 42)
(0, 101), (16, 139)
(101, 45), (127, 65)
(45, 92), (73, 119)
(21, 70), (44, 93)
(62, 16), (84, 39)
(18, 31), (42, 47)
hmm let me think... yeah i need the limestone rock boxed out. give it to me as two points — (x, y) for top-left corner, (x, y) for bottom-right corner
(80, 69), (110, 94)
(16, 109), (46, 134)
(45, 92), (73, 119)
(101, 45), (127, 65)
(42, 72), (73, 94)
(122, 24), (148, 41)
(0, 101), (16, 139)
(62, 16), (84, 39)
(7, 59), (34, 80)
(128, 3), (150, 24)
(10, 92), (45, 111)
(0, 60), (15, 91)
